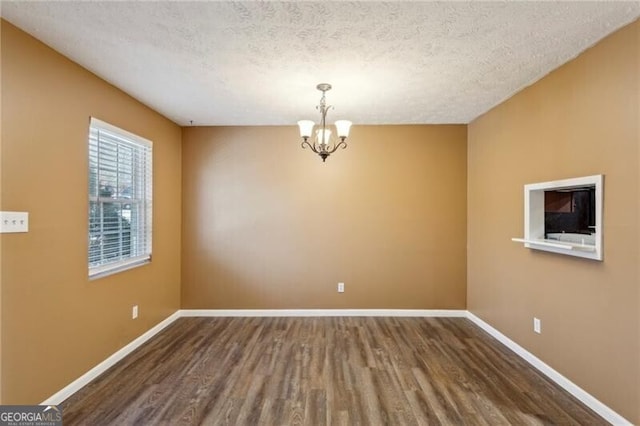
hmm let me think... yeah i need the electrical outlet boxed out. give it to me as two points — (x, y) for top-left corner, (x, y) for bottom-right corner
(338, 282), (345, 293)
(0, 211), (29, 233)
(132, 305), (139, 319)
(533, 317), (541, 334)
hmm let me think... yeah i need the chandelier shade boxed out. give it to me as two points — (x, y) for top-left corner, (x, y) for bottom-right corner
(297, 120), (315, 138)
(297, 83), (352, 162)
(334, 120), (352, 138)
(316, 128), (331, 145)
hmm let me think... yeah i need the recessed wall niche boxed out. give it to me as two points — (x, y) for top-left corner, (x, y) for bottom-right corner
(512, 175), (603, 261)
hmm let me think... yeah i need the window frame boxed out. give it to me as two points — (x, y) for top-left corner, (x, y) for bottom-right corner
(88, 117), (153, 279)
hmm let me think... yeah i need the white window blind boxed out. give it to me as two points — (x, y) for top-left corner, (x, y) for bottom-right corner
(88, 118), (152, 278)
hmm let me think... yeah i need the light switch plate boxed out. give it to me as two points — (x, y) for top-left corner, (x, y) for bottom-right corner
(0, 211), (29, 233)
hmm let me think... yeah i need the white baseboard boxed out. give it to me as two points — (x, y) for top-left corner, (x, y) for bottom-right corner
(41, 310), (181, 406)
(466, 312), (631, 426)
(40, 308), (630, 425)
(180, 309), (467, 317)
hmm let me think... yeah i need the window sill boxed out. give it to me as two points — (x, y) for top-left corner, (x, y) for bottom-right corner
(89, 257), (151, 280)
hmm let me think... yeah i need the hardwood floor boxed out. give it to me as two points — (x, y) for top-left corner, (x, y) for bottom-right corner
(61, 317), (606, 425)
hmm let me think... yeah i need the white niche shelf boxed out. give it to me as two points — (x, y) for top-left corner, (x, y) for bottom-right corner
(512, 175), (603, 261)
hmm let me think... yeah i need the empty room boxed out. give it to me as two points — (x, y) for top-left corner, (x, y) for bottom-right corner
(1, 2), (639, 425)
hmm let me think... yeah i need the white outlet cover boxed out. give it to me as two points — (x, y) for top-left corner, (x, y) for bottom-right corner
(534, 318), (541, 334)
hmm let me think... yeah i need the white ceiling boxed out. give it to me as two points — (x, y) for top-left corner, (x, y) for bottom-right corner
(2, 1), (639, 126)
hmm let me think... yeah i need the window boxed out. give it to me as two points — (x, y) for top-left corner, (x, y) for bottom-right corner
(88, 118), (152, 278)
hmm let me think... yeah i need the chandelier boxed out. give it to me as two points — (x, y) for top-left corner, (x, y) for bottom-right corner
(297, 83), (352, 162)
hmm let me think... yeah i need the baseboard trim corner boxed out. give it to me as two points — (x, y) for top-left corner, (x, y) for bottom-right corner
(179, 308), (467, 317)
(466, 311), (631, 426)
(41, 310), (181, 406)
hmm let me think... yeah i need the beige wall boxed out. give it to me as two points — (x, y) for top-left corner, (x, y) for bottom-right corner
(182, 125), (467, 309)
(637, 20), (640, 420)
(0, 19), (4, 404)
(467, 20), (639, 423)
(0, 22), (182, 403)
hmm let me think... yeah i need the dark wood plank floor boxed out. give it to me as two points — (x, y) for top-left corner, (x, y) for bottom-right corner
(61, 317), (606, 425)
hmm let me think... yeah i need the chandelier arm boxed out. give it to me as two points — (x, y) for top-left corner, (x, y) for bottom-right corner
(325, 139), (347, 154)
(302, 139), (322, 154)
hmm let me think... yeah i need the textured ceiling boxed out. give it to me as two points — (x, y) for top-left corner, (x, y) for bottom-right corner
(2, 1), (639, 126)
